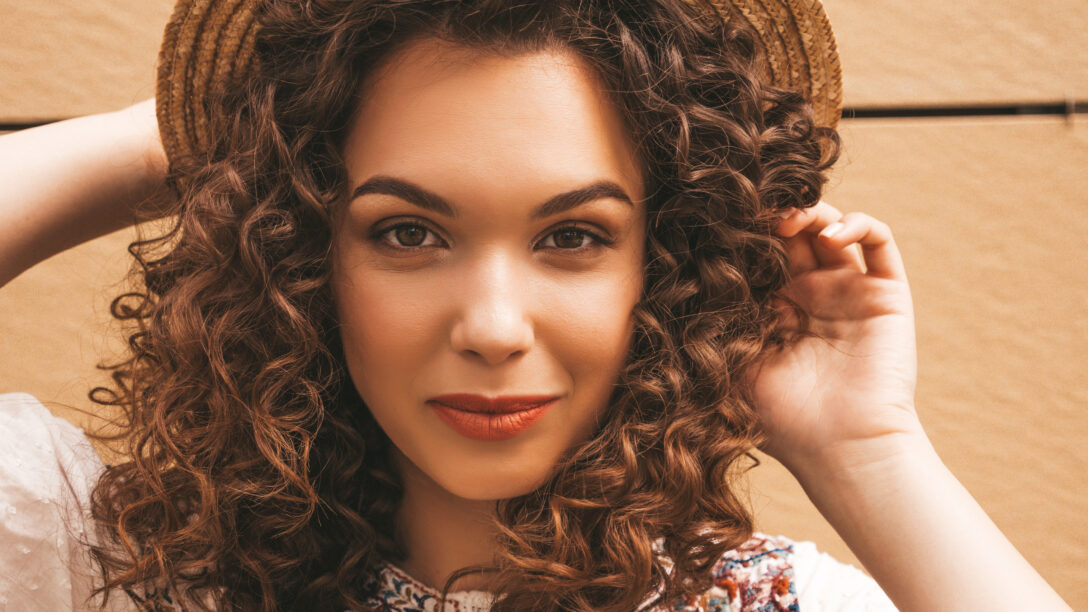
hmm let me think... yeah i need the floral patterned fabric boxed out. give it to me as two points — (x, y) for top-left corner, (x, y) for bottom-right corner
(361, 562), (495, 612)
(358, 533), (799, 612)
(663, 534), (799, 612)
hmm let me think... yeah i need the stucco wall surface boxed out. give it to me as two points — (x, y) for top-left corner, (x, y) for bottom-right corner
(824, 0), (1088, 106)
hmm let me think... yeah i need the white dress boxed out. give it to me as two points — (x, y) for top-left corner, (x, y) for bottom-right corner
(0, 393), (896, 611)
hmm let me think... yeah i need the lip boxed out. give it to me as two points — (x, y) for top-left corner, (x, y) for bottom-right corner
(426, 394), (560, 441)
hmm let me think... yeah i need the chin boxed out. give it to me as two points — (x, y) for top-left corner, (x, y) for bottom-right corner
(440, 473), (548, 502)
(429, 455), (559, 501)
(394, 439), (562, 502)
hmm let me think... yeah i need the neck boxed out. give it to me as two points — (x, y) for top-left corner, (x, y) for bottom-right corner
(393, 449), (499, 592)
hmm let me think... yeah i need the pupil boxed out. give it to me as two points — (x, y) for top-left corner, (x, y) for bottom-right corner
(556, 229), (583, 249)
(396, 226), (425, 246)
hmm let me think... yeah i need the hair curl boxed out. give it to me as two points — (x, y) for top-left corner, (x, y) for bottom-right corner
(86, 0), (839, 609)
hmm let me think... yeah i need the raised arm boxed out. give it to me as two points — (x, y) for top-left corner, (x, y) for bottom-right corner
(0, 99), (168, 288)
(748, 202), (1072, 611)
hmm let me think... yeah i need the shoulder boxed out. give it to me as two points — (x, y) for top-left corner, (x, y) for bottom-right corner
(657, 533), (897, 611)
(0, 391), (104, 487)
(0, 392), (104, 497)
(0, 393), (110, 611)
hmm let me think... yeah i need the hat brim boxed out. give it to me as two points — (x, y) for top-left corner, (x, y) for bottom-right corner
(156, 0), (842, 165)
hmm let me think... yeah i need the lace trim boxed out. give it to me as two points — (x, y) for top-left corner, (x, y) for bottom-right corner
(358, 561), (495, 611)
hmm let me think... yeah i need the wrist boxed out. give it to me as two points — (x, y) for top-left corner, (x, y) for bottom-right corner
(785, 426), (937, 500)
(784, 427), (1072, 611)
(112, 101), (166, 175)
(110, 99), (171, 216)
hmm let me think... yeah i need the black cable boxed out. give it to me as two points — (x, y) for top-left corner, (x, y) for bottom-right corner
(844, 100), (1087, 120)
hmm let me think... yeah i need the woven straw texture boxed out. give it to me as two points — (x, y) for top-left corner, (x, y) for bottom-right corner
(714, 0), (842, 128)
(156, 0), (259, 165)
(155, 0), (842, 165)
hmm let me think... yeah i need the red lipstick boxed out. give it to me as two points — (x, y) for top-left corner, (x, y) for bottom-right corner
(426, 394), (560, 441)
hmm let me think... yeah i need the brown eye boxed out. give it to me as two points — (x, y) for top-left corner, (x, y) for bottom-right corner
(539, 224), (613, 253)
(553, 227), (588, 249)
(370, 221), (444, 251)
(394, 225), (427, 247)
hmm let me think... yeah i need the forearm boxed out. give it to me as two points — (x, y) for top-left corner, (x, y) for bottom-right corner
(796, 433), (1071, 611)
(0, 99), (168, 288)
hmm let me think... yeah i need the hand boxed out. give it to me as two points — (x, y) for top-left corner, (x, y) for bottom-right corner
(748, 201), (922, 477)
(746, 203), (1074, 610)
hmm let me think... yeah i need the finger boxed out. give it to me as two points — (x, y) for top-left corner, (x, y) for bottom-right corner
(777, 201), (863, 271)
(774, 208), (819, 275)
(775, 201), (841, 239)
(784, 231), (820, 275)
(814, 228), (866, 271)
(816, 212), (907, 280)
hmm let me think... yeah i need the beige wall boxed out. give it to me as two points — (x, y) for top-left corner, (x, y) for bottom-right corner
(824, 0), (1088, 106)
(1, 0), (1085, 607)
(0, 1), (172, 117)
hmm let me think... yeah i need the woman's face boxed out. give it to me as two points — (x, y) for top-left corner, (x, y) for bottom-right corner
(332, 38), (646, 501)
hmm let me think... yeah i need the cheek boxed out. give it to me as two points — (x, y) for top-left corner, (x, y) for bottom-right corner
(332, 265), (443, 399)
(540, 268), (641, 398)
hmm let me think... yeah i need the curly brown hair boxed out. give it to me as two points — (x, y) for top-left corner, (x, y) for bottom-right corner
(86, 0), (839, 609)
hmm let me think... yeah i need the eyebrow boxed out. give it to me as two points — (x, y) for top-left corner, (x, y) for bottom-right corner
(350, 175), (634, 220)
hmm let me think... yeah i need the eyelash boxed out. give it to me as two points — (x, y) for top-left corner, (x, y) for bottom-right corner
(369, 221), (615, 254)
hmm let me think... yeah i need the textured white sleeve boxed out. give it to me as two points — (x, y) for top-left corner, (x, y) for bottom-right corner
(791, 539), (899, 611)
(0, 392), (118, 611)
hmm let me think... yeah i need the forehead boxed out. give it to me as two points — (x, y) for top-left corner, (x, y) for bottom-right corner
(342, 37), (645, 202)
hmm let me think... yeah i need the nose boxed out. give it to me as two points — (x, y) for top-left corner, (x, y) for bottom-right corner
(449, 253), (535, 366)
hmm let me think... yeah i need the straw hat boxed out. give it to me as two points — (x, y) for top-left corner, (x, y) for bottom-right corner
(156, 0), (842, 166)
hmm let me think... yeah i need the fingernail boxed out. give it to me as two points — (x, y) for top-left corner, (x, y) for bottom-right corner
(820, 222), (843, 238)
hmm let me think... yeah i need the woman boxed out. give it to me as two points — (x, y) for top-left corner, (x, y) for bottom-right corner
(0, 0), (1071, 610)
